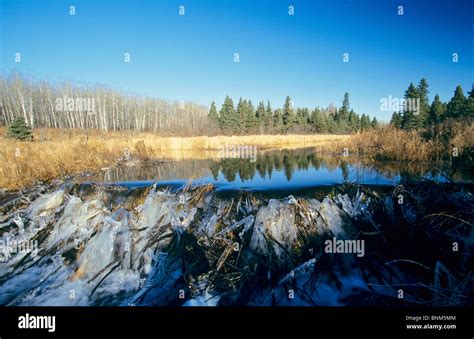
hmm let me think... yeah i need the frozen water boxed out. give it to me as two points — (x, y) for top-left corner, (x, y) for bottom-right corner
(0, 181), (427, 306)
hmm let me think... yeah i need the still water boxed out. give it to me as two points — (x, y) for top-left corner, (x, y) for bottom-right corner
(89, 148), (472, 191)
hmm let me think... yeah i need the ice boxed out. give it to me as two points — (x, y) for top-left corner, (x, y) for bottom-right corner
(47, 197), (105, 249)
(335, 192), (369, 218)
(250, 199), (296, 258)
(72, 208), (129, 281)
(308, 198), (346, 237)
(131, 189), (180, 270)
(27, 190), (65, 217)
(0, 182), (416, 306)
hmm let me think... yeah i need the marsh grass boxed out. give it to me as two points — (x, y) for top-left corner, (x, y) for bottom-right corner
(0, 128), (349, 189)
(351, 122), (474, 163)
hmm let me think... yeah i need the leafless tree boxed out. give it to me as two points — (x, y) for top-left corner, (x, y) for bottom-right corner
(0, 73), (210, 135)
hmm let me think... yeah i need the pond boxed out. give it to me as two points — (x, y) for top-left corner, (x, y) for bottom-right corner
(90, 148), (472, 191)
(1, 148), (472, 307)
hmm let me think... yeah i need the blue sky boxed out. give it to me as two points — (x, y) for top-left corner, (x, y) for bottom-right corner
(1, 0), (473, 121)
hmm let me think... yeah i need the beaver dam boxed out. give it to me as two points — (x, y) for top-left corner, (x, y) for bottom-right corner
(0, 148), (473, 306)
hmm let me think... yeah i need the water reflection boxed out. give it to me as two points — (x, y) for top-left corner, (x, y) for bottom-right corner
(95, 148), (472, 190)
(210, 148), (471, 184)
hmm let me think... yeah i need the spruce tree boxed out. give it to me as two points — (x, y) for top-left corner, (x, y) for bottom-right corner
(256, 100), (266, 132)
(337, 92), (350, 122)
(273, 108), (284, 132)
(428, 94), (446, 124)
(416, 78), (430, 128)
(310, 108), (326, 133)
(236, 98), (246, 133)
(7, 117), (32, 141)
(282, 96), (294, 130)
(348, 109), (360, 131)
(265, 101), (273, 130)
(360, 114), (371, 130)
(296, 108), (303, 125)
(244, 100), (257, 132)
(326, 114), (337, 133)
(446, 85), (466, 119)
(401, 82), (419, 129)
(390, 112), (403, 128)
(295, 107), (309, 126)
(465, 88), (474, 118)
(208, 101), (219, 125)
(219, 95), (236, 131)
(371, 117), (379, 129)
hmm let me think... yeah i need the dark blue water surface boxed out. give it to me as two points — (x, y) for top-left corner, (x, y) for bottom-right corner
(86, 148), (472, 192)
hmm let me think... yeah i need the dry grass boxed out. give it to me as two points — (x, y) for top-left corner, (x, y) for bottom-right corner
(0, 128), (349, 190)
(350, 123), (474, 162)
(351, 127), (431, 161)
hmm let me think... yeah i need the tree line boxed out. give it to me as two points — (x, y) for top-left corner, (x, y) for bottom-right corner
(390, 78), (474, 129)
(0, 73), (209, 134)
(209, 93), (378, 135)
(1, 73), (380, 136)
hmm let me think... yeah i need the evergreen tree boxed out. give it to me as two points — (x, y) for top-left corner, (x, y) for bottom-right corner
(208, 101), (219, 125)
(337, 92), (350, 122)
(295, 108), (303, 125)
(428, 94), (446, 124)
(401, 82), (419, 130)
(371, 117), (379, 129)
(416, 78), (430, 128)
(303, 108), (310, 124)
(282, 96), (294, 130)
(348, 109), (360, 131)
(465, 88), (474, 118)
(360, 114), (371, 130)
(310, 108), (327, 133)
(244, 100), (258, 132)
(335, 119), (349, 134)
(265, 100), (273, 130)
(235, 98), (247, 133)
(7, 117), (32, 141)
(445, 85), (466, 119)
(273, 108), (284, 132)
(390, 112), (403, 128)
(219, 95), (237, 131)
(256, 100), (266, 132)
(326, 114), (337, 133)
(295, 107), (309, 126)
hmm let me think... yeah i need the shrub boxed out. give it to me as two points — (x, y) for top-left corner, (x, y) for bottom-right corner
(6, 117), (32, 141)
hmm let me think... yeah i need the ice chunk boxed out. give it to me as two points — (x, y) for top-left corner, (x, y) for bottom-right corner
(27, 190), (64, 217)
(250, 199), (296, 258)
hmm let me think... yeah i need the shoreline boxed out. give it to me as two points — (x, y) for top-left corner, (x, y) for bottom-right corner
(0, 128), (350, 190)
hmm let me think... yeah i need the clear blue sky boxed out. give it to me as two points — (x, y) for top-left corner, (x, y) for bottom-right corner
(1, 0), (473, 121)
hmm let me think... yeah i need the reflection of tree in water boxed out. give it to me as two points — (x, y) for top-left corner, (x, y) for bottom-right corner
(207, 148), (470, 183)
(340, 160), (349, 182)
(99, 148), (471, 185)
(283, 155), (293, 181)
(256, 161), (266, 178)
(238, 160), (257, 181)
(209, 149), (327, 182)
(210, 162), (220, 179)
(220, 159), (245, 182)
